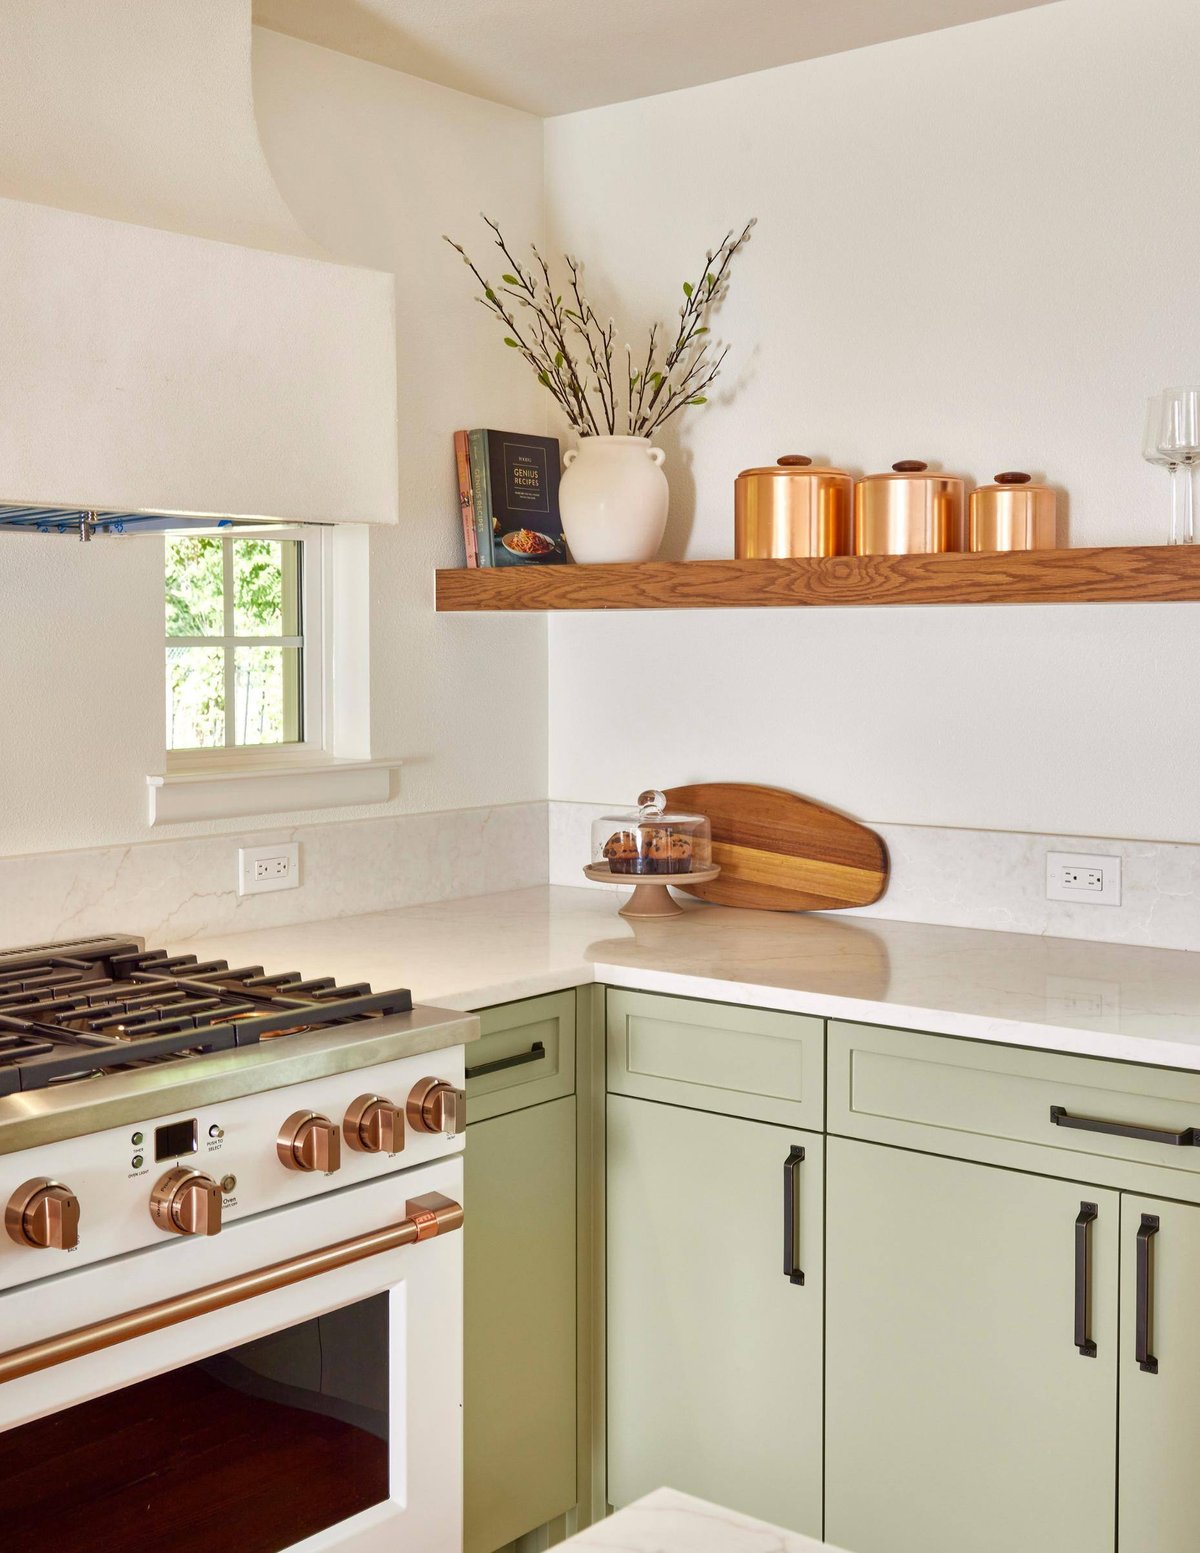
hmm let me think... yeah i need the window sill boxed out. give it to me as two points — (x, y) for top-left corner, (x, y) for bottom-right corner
(146, 758), (400, 826)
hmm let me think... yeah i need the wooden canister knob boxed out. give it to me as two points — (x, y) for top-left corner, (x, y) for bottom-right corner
(776, 455), (813, 467)
(891, 460), (928, 473)
(994, 471), (1032, 484)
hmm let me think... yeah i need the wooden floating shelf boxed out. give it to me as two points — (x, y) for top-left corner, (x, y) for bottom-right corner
(436, 545), (1200, 612)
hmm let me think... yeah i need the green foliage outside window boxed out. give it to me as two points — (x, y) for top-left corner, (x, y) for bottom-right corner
(165, 536), (302, 751)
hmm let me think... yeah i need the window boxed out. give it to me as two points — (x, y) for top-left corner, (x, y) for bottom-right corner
(165, 532), (322, 758)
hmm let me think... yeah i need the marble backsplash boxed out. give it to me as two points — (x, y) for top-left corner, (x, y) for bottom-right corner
(8, 798), (1199, 956)
(0, 802), (548, 948)
(549, 800), (1200, 953)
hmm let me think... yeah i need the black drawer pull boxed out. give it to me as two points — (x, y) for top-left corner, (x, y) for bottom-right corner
(1050, 1105), (1200, 1148)
(466, 1041), (546, 1081)
(1136, 1213), (1160, 1374)
(1074, 1202), (1097, 1357)
(783, 1145), (805, 1286)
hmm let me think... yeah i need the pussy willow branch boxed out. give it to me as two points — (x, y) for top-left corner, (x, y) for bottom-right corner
(444, 215), (755, 438)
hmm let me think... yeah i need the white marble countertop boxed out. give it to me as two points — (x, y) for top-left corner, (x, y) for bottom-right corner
(174, 884), (1200, 1070)
(559, 1489), (842, 1553)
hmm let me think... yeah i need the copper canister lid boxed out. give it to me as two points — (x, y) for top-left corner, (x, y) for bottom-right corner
(734, 454), (852, 559)
(854, 461), (966, 556)
(969, 471), (1058, 552)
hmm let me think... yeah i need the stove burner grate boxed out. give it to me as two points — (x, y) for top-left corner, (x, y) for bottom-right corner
(0, 937), (412, 1094)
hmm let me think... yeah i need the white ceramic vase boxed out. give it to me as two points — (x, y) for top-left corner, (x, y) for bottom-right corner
(559, 435), (669, 564)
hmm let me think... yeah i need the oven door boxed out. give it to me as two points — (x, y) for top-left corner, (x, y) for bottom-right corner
(0, 1154), (462, 1553)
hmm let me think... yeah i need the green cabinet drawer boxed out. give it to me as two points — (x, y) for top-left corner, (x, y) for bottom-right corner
(466, 990), (576, 1124)
(829, 1021), (1200, 1197)
(607, 988), (823, 1128)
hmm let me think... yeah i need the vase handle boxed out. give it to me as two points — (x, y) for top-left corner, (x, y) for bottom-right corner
(648, 447), (666, 467)
(563, 449), (578, 468)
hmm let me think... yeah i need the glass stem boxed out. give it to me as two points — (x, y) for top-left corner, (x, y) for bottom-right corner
(1170, 462), (1184, 544)
(1187, 461), (1197, 545)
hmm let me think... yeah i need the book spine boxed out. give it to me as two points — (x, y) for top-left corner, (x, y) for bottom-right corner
(453, 430), (477, 568)
(468, 428), (494, 566)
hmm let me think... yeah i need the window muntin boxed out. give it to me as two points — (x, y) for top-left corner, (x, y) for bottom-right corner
(165, 535), (314, 754)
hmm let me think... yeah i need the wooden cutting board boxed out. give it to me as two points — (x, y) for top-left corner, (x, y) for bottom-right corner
(664, 782), (888, 912)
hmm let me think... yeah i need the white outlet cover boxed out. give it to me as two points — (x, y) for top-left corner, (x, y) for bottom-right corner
(1045, 851), (1121, 907)
(238, 842), (300, 896)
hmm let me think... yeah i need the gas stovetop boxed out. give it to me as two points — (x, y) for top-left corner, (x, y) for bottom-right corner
(0, 935), (414, 1095)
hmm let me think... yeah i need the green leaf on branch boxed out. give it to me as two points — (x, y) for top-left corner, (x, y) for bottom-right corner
(555, 352), (564, 367)
(502, 273), (520, 285)
(687, 396), (708, 405)
(683, 281), (693, 297)
(503, 337), (520, 347)
(537, 372), (551, 386)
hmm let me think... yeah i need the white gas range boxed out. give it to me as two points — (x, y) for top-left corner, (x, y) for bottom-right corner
(0, 934), (475, 1553)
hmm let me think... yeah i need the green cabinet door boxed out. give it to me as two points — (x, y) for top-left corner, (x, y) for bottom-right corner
(464, 1095), (577, 1553)
(825, 1135), (1118, 1553)
(1118, 1194), (1200, 1553)
(606, 1093), (823, 1537)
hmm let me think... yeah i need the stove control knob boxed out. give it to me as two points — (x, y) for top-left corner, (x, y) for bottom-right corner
(406, 1077), (466, 1138)
(149, 1168), (222, 1237)
(5, 1178), (80, 1251)
(344, 1094), (404, 1156)
(277, 1111), (342, 1174)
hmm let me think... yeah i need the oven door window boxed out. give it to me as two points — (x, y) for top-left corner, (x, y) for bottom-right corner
(0, 1293), (390, 1553)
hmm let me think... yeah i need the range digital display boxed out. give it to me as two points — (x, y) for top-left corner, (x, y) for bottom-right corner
(155, 1118), (198, 1161)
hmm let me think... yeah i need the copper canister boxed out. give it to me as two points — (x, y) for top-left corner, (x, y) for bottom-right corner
(734, 455), (852, 558)
(969, 471), (1058, 552)
(853, 461), (966, 555)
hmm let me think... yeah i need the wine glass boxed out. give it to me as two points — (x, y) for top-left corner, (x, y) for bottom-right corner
(1156, 388), (1200, 544)
(1143, 393), (1183, 544)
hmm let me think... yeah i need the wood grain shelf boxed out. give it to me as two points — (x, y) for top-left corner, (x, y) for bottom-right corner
(436, 545), (1200, 612)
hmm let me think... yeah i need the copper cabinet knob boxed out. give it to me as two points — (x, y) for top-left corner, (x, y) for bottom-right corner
(149, 1167), (222, 1237)
(343, 1094), (404, 1155)
(5, 1178), (80, 1250)
(277, 1110), (342, 1174)
(406, 1077), (466, 1138)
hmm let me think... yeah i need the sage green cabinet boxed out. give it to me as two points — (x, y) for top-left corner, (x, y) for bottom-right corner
(1118, 1194), (1200, 1553)
(825, 1135), (1119, 1553)
(464, 995), (578, 1553)
(606, 1092), (823, 1537)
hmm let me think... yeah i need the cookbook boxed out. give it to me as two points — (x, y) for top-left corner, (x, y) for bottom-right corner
(456, 429), (566, 566)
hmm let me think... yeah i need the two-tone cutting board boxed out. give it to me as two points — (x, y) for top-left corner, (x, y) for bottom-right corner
(664, 782), (888, 912)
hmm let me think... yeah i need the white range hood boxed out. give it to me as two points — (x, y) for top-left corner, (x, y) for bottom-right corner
(0, 0), (398, 528)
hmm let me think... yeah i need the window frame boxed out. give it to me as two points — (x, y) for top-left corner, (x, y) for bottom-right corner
(165, 526), (326, 771)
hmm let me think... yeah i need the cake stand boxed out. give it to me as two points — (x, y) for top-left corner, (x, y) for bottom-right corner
(583, 862), (722, 920)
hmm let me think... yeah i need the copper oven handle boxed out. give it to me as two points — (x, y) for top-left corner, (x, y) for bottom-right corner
(0, 1191), (462, 1387)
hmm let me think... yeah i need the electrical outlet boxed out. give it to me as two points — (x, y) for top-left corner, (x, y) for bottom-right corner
(1045, 851), (1121, 907)
(238, 842), (300, 896)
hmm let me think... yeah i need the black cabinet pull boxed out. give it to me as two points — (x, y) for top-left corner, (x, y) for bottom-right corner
(1074, 1202), (1098, 1357)
(1050, 1105), (1200, 1148)
(465, 1041), (546, 1080)
(783, 1145), (805, 1286)
(1136, 1213), (1160, 1374)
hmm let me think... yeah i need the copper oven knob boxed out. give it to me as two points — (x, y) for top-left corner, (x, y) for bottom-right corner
(5, 1178), (80, 1250)
(344, 1094), (404, 1155)
(277, 1110), (342, 1174)
(406, 1077), (466, 1137)
(149, 1167), (222, 1237)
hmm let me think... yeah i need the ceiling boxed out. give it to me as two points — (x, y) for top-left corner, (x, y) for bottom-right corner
(253, 0), (1061, 118)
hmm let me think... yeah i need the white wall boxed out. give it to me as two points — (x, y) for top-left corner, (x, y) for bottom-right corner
(252, 29), (550, 818)
(0, 0), (313, 253)
(544, 0), (1200, 842)
(0, 28), (548, 858)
